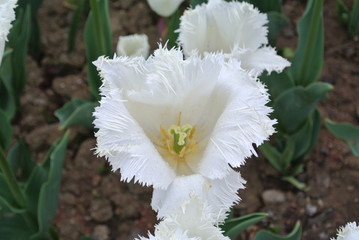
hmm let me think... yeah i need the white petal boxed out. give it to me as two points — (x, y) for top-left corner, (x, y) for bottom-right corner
(143, 196), (230, 240)
(178, 0), (268, 56)
(0, 0), (17, 41)
(331, 222), (359, 240)
(93, 95), (176, 189)
(232, 46), (290, 76)
(151, 169), (245, 223)
(199, 60), (276, 178)
(116, 34), (150, 58)
(147, 0), (184, 17)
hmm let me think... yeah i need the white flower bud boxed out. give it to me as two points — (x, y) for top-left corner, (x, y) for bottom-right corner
(116, 34), (150, 58)
(147, 0), (184, 17)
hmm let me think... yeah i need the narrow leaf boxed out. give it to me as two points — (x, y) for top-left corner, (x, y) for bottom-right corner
(349, 0), (359, 37)
(0, 110), (12, 150)
(259, 142), (283, 172)
(7, 139), (34, 181)
(68, 0), (86, 52)
(325, 119), (359, 156)
(254, 221), (302, 240)
(55, 98), (97, 130)
(289, 0), (324, 86)
(222, 212), (268, 239)
(32, 132), (70, 238)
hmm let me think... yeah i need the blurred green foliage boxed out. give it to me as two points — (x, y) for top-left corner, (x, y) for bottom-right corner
(259, 0), (331, 189)
(336, 0), (359, 38)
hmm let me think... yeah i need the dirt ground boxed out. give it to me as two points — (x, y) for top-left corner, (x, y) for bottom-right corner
(12, 0), (359, 239)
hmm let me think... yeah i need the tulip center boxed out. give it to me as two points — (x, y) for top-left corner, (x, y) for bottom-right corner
(160, 123), (196, 158)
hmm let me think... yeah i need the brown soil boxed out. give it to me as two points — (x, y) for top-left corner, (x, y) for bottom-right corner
(12, 0), (359, 239)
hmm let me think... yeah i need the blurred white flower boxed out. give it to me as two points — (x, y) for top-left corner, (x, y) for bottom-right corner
(331, 222), (359, 240)
(147, 0), (184, 17)
(116, 34), (150, 58)
(0, 0), (17, 64)
(178, 0), (290, 76)
(93, 47), (275, 218)
(138, 196), (230, 240)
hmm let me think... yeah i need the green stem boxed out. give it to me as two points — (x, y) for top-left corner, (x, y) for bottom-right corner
(0, 148), (26, 209)
(89, 0), (106, 54)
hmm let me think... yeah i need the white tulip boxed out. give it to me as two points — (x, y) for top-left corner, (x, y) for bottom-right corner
(93, 47), (275, 218)
(138, 196), (230, 240)
(178, 0), (290, 76)
(116, 34), (150, 58)
(0, 0), (17, 65)
(147, 0), (184, 17)
(331, 222), (359, 240)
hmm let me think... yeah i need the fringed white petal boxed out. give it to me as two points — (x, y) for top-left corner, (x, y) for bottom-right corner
(0, 0), (17, 41)
(144, 196), (230, 240)
(93, 95), (176, 189)
(199, 61), (276, 179)
(116, 34), (150, 58)
(147, 0), (185, 17)
(232, 46), (290, 77)
(137, 229), (199, 240)
(331, 222), (359, 240)
(178, 0), (268, 56)
(151, 169), (245, 223)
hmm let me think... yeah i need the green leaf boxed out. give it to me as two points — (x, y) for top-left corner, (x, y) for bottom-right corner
(85, 0), (112, 99)
(289, 0), (324, 86)
(17, 0), (43, 59)
(267, 12), (289, 46)
(55, 98), (97, 130)
(0, 173), (26, 214)
(305, 110), (321, 157)
(221, 212), (268, 239)
(281, 138), (295, 168)
(7, 139), (34, 181)
(24, 165), (48, 220)
(336, 0), (349, 26)
(349, 0), (359, 37)
(0, 110), (12, 150)
(190, 0), (207, 7)
(167, 10), (180, 48)
(260, 71), (293, 101)
(282, 175), (306, 190)
(254, 221), (302, 240)
(0, 49), (16, 119)
(31, 132), (70, 239)
(249, 0), (282, 13)
(259, 142), (283, 172)
(273, 82), (332, 133)
(325, 120), (359, 156)
(288, 117), (313, 161)
(0, 204), (34, 239)
(68, 0), (86, 52)
(7, 6), (31, 100)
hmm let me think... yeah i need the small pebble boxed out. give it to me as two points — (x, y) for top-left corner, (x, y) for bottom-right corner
(262, 189), (286, 204)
